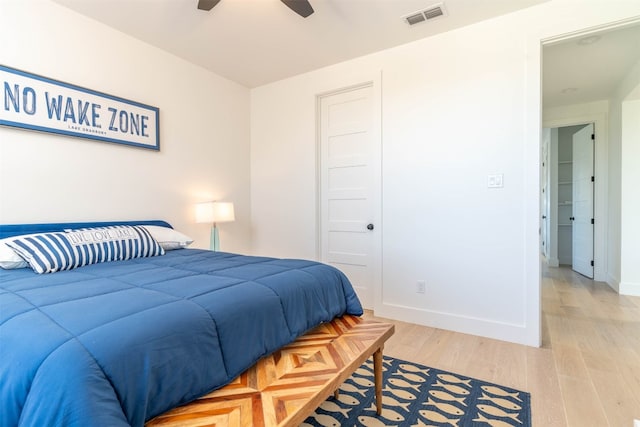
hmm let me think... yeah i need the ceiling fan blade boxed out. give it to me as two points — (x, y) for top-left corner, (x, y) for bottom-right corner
(281, 0), (314, 18)
(197, 0), (221, 11)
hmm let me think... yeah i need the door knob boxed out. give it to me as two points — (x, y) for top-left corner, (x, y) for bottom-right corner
(367, 224), (374, 230)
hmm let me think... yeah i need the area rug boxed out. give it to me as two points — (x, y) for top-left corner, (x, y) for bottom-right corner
(302, 356), (531, 427)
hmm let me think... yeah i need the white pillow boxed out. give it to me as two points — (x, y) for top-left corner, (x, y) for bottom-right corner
(0, 238), (29, 269)
(143, 225), (193, 251)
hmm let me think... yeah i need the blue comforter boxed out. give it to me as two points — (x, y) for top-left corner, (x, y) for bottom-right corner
(0, 249), (363, 427)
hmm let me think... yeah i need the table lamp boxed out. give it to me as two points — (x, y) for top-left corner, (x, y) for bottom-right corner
(195, 201), (235, 251)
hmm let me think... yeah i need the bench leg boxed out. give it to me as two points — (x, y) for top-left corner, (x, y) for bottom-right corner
(373, 347), (383, 415)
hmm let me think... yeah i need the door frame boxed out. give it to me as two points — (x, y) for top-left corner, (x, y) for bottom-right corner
(540, 128), (550, 260)
(315, 79), (383, 312)
(528, 17), (640, 347)
(542, 116), (606, 282)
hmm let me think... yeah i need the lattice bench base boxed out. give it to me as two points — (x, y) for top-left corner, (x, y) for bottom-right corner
(147, 315), (395, 427)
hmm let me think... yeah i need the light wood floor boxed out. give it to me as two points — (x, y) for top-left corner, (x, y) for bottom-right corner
(363, 265), (640, 427)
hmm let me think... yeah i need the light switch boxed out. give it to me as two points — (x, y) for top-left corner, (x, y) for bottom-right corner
(488, 174), (504, 188)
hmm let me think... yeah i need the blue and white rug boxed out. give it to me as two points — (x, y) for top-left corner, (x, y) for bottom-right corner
(303, 356), (531, 427)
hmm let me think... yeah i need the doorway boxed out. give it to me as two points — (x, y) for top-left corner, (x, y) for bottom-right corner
(540, 20), (640, 287)
(317, 83), (381, 309)
(544, 123), (595, 278)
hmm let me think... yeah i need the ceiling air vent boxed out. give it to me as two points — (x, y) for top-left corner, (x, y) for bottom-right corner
(403, 3), (447, 26)
(405, 12), (426, 26)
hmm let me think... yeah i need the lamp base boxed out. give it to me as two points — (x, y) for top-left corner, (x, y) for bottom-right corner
(210, 225), (220, 251)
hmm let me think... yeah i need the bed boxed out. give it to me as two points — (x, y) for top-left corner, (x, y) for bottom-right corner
(0, 220), (363, 427)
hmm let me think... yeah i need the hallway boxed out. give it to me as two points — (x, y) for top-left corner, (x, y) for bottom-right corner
(542, 265), (640, 426)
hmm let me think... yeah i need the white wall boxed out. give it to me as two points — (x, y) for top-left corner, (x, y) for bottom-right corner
(610, 60), (640, 295)
(620, 93), (640, 295)
(251, 0), (640, 346)
(0, 0), (251, 254)
(252, 17), (531, 343)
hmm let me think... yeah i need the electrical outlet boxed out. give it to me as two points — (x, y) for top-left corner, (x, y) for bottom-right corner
(416, 281), (426, 293)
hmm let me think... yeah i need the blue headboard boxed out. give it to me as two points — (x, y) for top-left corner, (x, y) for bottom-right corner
(0, 220), (172, 239)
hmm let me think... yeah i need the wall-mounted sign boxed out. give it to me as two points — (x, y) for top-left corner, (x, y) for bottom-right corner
(0, 65), (159, 150)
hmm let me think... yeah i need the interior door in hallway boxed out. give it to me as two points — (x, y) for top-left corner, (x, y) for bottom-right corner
(318, 84), (379, 309)
(572, 123), (594, 278)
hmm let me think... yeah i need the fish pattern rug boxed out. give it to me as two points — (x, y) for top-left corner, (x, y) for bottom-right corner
(302, 356), (531, 427)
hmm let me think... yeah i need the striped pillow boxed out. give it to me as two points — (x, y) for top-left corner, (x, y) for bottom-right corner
(7, 225), (165, 274)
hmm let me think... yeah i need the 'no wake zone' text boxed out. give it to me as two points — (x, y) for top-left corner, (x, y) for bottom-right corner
(3, 83), (151, 137)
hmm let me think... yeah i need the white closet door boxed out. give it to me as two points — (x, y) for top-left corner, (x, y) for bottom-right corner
(319, 85), (379, 309)
(572, 124), (594, 278)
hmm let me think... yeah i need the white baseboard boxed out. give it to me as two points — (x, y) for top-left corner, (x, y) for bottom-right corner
(375, 303), (537, 347)
(547, 257), (560, 267)
(607, 274), (620, 292)
(558, 257), (572, 266)
(620, 281), (640, 297)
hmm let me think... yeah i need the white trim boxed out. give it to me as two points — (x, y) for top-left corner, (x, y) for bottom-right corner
(620, 281), (640, 297)
(371, 72), (383, 314)
(607, 273), (620, 292)
(524, 35), (542, 347)
(376, 303), (532, 347)
(541, 16), (640, 47)
(547, 257), (560, 268)
(548, 128), (559, 270)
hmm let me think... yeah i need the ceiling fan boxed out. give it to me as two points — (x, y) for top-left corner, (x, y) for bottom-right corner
(197, 0), (314, 18)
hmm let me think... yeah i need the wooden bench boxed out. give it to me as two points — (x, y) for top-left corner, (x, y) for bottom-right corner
(147, 315), (395, 426)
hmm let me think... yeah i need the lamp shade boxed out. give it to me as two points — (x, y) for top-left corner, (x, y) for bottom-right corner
(195, 202), (235, 223)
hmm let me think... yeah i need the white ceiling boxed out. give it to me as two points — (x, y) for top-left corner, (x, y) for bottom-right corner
(543, 23), (640, 108)
(52, 0), (547, 88)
